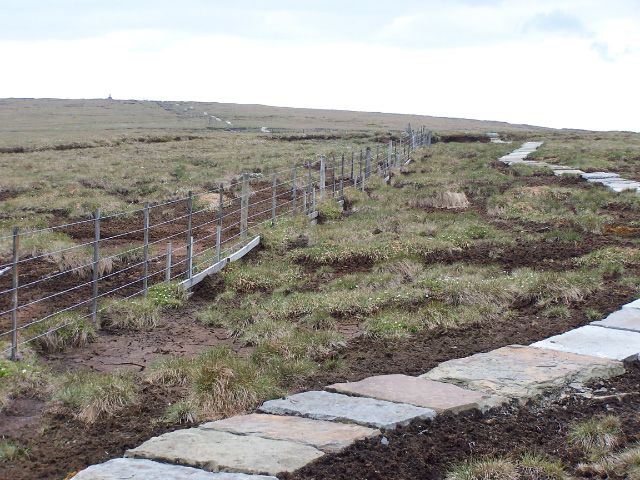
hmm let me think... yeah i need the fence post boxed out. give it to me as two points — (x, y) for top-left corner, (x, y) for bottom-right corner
(271, 173), (277, 227)
(359, 150), (363, 191)
(340, 153), (345, 199)
(186, 191), (193, 279)
(217, 183), (224, 229)
(332, 158), (336, 198)
(142, 202), (150, 297)
(188, 236), (194, 278)
(303, 188), (308, 213)
(291, 166), (297, 214)
(312, 187), (316, 212)
(165, 242), (172, 282)
(388, 140), (393, 170)
(376, 145), (380, 176)
(394, 142), (398, 167)
(241, 173), (249, 241)
(427, 130), (432, 147)
(351, 152), (355, 186)
(319, 155), (326, 200)
(307, 162), (312, 210)
(10, 227), (19, 361)
(91, 209), (100, 327)
(215, 226), (221, 262)
(365, 147), (371, 178)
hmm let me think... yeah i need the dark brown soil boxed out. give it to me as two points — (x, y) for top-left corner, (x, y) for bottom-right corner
(283, 365), (640, 480)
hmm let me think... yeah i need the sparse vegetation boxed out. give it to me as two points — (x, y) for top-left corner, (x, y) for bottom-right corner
(99, 297), (161, 330)
(0, 439), (27, 463)
(568, 415), (623, 461)
(25, 312), (96, 353)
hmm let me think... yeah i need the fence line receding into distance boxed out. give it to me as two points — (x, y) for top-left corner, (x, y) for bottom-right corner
(0, 128), (433, 360)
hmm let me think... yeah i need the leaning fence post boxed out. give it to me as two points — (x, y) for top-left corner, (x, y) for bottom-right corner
(142, 202), (150, 297)
(291, 166), (297, 214)
(10, 227), (19, 361)
(240, 173), (249, 241)
(319, 155), (326, 200)
(271, 174), (277, 227)
(165, 242), (172, 282)
(91, 209), (100, 327)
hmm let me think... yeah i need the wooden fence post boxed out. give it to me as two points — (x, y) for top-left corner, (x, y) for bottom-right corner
(142, 202), (150, 297)
(91, 209), (100, 327)
(291, 166), (297, 214)
(240, 173), (249, 241)
(10, 227), (19, 361)
(185, 191), (193, 279)
(165, 242), (172, 282)
(319, 155), (326, 200)
(271, 174), (277, 227)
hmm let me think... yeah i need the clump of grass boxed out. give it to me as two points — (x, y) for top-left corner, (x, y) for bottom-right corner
(317, 198), (343, 221)
(163, 399), (198, 424)
(99, 297), (161, 331)
(577, 443), (640, 478)
(25, 312), (96, 353)
(409, 191), (470, 210)
(241, 319), (295, 346)
(518, 452), (569, 480)
(300, 310), (336, 330)
(0, 354), (50, 412)
(53, 370), (138, 423)
(147, 282), (187, 309)
(446, 457), (519, 480)
(0, 438), (27, 462)
(575, 247), (639, 276)
(541, 305), (571, 320)
(364, 310), (423, 339)
(222, 261), (303, 293)
(569, 415), (623, 461)
(146, 356), (192, 386)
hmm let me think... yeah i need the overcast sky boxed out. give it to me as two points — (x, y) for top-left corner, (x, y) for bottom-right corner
(1, 1), (639, 131)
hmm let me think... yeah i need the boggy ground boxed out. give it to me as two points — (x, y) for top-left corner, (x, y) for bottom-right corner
(1, 138), (639, 480)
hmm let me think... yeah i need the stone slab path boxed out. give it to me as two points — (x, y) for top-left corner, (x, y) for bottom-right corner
(73, 141), (640, 479)
(125, 429), (324, 476)
(532, 325), (640, 361)
(421, 345), (624, 401)
(200, 414), (380, 453)
(326, 374), (497, 413)
(259, 390), (437, 429)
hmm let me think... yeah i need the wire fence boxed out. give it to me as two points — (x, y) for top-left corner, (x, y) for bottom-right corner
(0, 128), (433, 360)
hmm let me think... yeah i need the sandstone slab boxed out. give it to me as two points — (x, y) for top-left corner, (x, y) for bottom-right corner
(259, 390), (436, 429)
(421, 345), (624, 401)
(125, 429), (323, 476)
(554, 169), (585, 175)
(591, 308), (640, 333)
(201, 413), (379, 453)
(72, 458), (277, 480)
(326, 374), (500, 413)
(532, 325), (640, 362)
(582, 172), (620, 180)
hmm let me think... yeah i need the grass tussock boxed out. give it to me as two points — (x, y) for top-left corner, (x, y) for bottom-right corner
(147, 281), (188, 309)
(0, 439), (27, 462)
(99, 297), (161, 331)
(53, 370), (138, 423)
(409, 191), (470, 210)
(568, 415), (623, 461)
(0, 353), (50, 412)
(446, 453), (571, 480)
(577, 443), (640, 478)
(25, 312), (96, 353)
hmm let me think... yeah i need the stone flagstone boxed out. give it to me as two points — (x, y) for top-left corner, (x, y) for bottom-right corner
(71, 458), (277, 480)
(259, 390), (436, 429)
(623, 299), (640, 310)
(554, 169), (585, 175)
(421, 345), (624, 401)
(532, 325), (640, 362)
(201, 413), (380, 453)
(582, 172), (620, 180)
(125, 429), (323, 476)
(591, 308), (640, 333)
(326, 374), (501, 413)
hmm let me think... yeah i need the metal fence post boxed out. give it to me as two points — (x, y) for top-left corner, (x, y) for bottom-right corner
(319, 155), (326, 200)
(351, 152), (355, 186)
(10, 227), (19, 361)
(388, 140), (393, 170)
(340, 154), (345, 198)
(217, 183), (224, 229)
(186, 191), (193, 279)
(215, 226), (221, 262)
(91, 209), (100, 326)
(271, 174), (277, 227)
(365, 147), (371, 178)
(332, 158), (336, 198)
(291, 166), (297, 214)
(165, 242), (172, 282)
(142, 202), (150, 296)
(359, 150), (363, 191)
(307, 162), (312, 210)
(240, 173), (249, 241)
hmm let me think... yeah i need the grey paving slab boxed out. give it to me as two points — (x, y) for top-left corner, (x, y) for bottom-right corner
(532, 325), (640, 362)
(259, 390), (436, 429)
(623, 299), (640, 310)
(590, 308), (640, 333)
(581, 172), (620, 180)
(421, 345), (624, 401)
(554, 169), (585, 175)
(201, 413), (379, 453)
(125, 428), (323, 476)
(72, 458), (276, 480)
(326, 374), (502, 413)
(608, 182), (640, 192)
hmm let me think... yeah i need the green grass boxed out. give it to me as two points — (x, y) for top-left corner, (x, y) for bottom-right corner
(99, 297), (161, 331)
(24, 312), (96, 353)
(0, 439), (27, 462)
(569, 415), (623, 461)
(53, 370), (138, 423)
(147, 281), (188, 309)
(0, 353), (50, 412)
